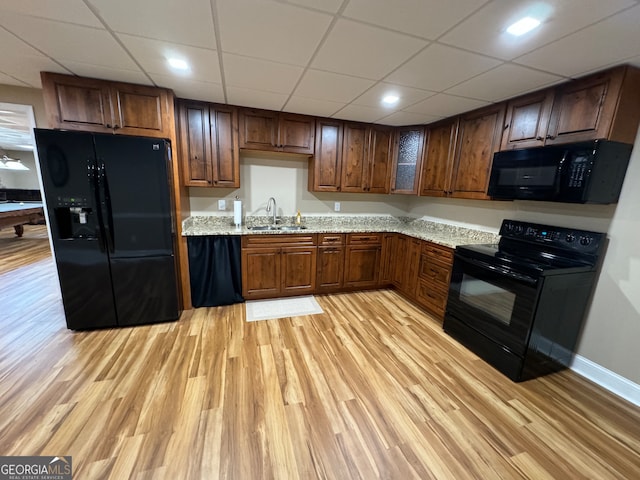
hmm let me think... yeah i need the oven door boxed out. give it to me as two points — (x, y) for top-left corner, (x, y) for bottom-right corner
(445, 252), (540, 356)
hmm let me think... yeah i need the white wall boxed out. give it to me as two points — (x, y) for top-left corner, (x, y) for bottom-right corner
(189, 154), (411, 217)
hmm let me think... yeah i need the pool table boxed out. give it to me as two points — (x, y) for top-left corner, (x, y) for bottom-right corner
(0, 202), (45, 237)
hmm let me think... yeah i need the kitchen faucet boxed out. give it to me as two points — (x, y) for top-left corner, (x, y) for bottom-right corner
(266, 197), (278, 225)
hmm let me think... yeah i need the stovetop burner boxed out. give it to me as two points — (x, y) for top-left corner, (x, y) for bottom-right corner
(455, 220), (605, 278)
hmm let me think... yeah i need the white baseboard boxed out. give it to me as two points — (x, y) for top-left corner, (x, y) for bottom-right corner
(570, 355), (640, 407)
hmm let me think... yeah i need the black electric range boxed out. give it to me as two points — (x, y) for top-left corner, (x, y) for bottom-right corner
(443, 219), (606, 381)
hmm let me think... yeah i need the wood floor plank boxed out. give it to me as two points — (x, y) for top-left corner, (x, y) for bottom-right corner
(1, 249), (639, 479)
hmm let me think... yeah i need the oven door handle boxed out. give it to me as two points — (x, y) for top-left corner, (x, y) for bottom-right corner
(457, 255), (539, 286)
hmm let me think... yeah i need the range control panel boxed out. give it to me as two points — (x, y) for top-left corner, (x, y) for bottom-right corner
(499, 219), (605, 254)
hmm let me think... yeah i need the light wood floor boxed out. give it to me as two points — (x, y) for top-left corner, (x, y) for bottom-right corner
(1, 233), (639, 479)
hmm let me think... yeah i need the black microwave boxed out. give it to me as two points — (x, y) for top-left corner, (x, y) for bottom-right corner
(487, 140), (633, 204)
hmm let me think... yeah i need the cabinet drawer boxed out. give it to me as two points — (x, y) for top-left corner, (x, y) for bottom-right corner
(418, 255), (452, 286)
(415, 280), (449, 318)
(242, 234), (316, 248)
(319, 233), (345, 246)
(421, 242), (454, 261)
(347, 233), (382, 245)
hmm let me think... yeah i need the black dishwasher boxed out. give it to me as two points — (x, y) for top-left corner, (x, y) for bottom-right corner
(187, 236), (244, 307)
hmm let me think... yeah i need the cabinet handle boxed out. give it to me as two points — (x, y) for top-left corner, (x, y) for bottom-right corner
(546, 134), (556, 140)
(106, 123), (112, 128)
(113, 125), (120, 130)
(504, 123), (510, 130)
(536, 136), (543, 141)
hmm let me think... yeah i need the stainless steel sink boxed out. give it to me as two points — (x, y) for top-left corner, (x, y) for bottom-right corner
(277, 225), (307, 231)
(247, 225), (278, 231)
(247, 225), (307, 231)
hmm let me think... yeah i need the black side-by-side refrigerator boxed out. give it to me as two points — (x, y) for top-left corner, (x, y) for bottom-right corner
(35, 129), (180, 330)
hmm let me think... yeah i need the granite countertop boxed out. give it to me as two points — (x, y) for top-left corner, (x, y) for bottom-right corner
(182, 215), (499, 249)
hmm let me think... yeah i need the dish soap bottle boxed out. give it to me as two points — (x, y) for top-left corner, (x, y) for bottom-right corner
(295, 210), (302, 225)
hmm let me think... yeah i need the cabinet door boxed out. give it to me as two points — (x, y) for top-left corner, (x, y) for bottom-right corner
(210, 106), (240, 188)
(239, 109), (278, 151)
(317, 246), (345, 291)
(309, 120), (343, 192)
(379, 233), (395, 286)
(41, 72), (114, 133)
(178, 100), (212, 187)
(402, 238), (422, 297)
(391, 127), (425, 194)
(279, 113), (315, 154)
(450, 103), (505, 200)
(420, 119), (458, 197)
(546, 67), (625, 145)
(341, 123), (369, 192)
(391, 235), (408, 287)
(111, 83), (169, 137)
(368, 126), (393, 194)
(501, 90), (554, 150)
(344, 245), (381, 288)
(242, 248), (281, 298)
(281, 246), (317, 295)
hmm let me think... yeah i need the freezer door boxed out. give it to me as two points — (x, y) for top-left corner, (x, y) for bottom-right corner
(35, 129), (118, 329)
(110, 256), (179, 326)
(93, 134), (174, 258)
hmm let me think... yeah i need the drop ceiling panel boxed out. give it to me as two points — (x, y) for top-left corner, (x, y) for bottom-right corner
(87, 0), (216, 49)
(378, 111), (443, 127)
(0, 72), (28, 88)
(295, 70), (375, 104)
(119, 34), (221, 83)
(0, 54), (69, 88)
(217, 0), (332, 66)
(152, 74), (225, 103)
(352, 83), (436, 110)
(0, 12), (139, 71)
(331, 104), (391, 123)
(385, 44), (501, 92)
(446, 64), (563, 101)
(0, 0), (103, 27)
(284, 0), (344, 14)
(63, 63), (151, 85)
(226, 87), (288, 111)
(440, 0), (636, 61)
(515, 5), (640, 77)
(405, 93), (489, 117)
(223, 54), (303, 95)
(284, 96), (345, 118)
(343, 0), (489, 40)
(312, 19), (428, 80)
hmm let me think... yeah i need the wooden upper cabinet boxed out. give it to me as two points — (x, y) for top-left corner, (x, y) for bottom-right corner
(450, 103), (505, 200)
(41, 72), (172, 139)
(309, 119), (343, 192)
(239, 108), (315, 155)
(178, 99), (239, 188)
(501, 90), (554, 150)
(501, 65), (640, 150)
(390, 127), (425, 195)
(368, 125), (393, 194)
(546, 66), (640, 145)
(341, 123), (369, 192)
(419, 119), (458, 197)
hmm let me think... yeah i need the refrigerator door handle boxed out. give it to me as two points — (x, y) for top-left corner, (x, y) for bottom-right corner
(98, 160), (115, 253)
(88, 158), (106, 252)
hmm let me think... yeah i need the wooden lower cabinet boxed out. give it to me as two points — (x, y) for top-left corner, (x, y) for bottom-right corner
(414, 242), (454, 318)
(241, 235), (316, 300)
(317, 234), (345, 291)
(344, 234), (382, 288)
(241, 232), (455, 320)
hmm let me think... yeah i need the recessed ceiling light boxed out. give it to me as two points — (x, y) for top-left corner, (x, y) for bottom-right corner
(168, 58), (189, 71)
(506, 16), (541, 36)
(382, 94), (400, 106)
